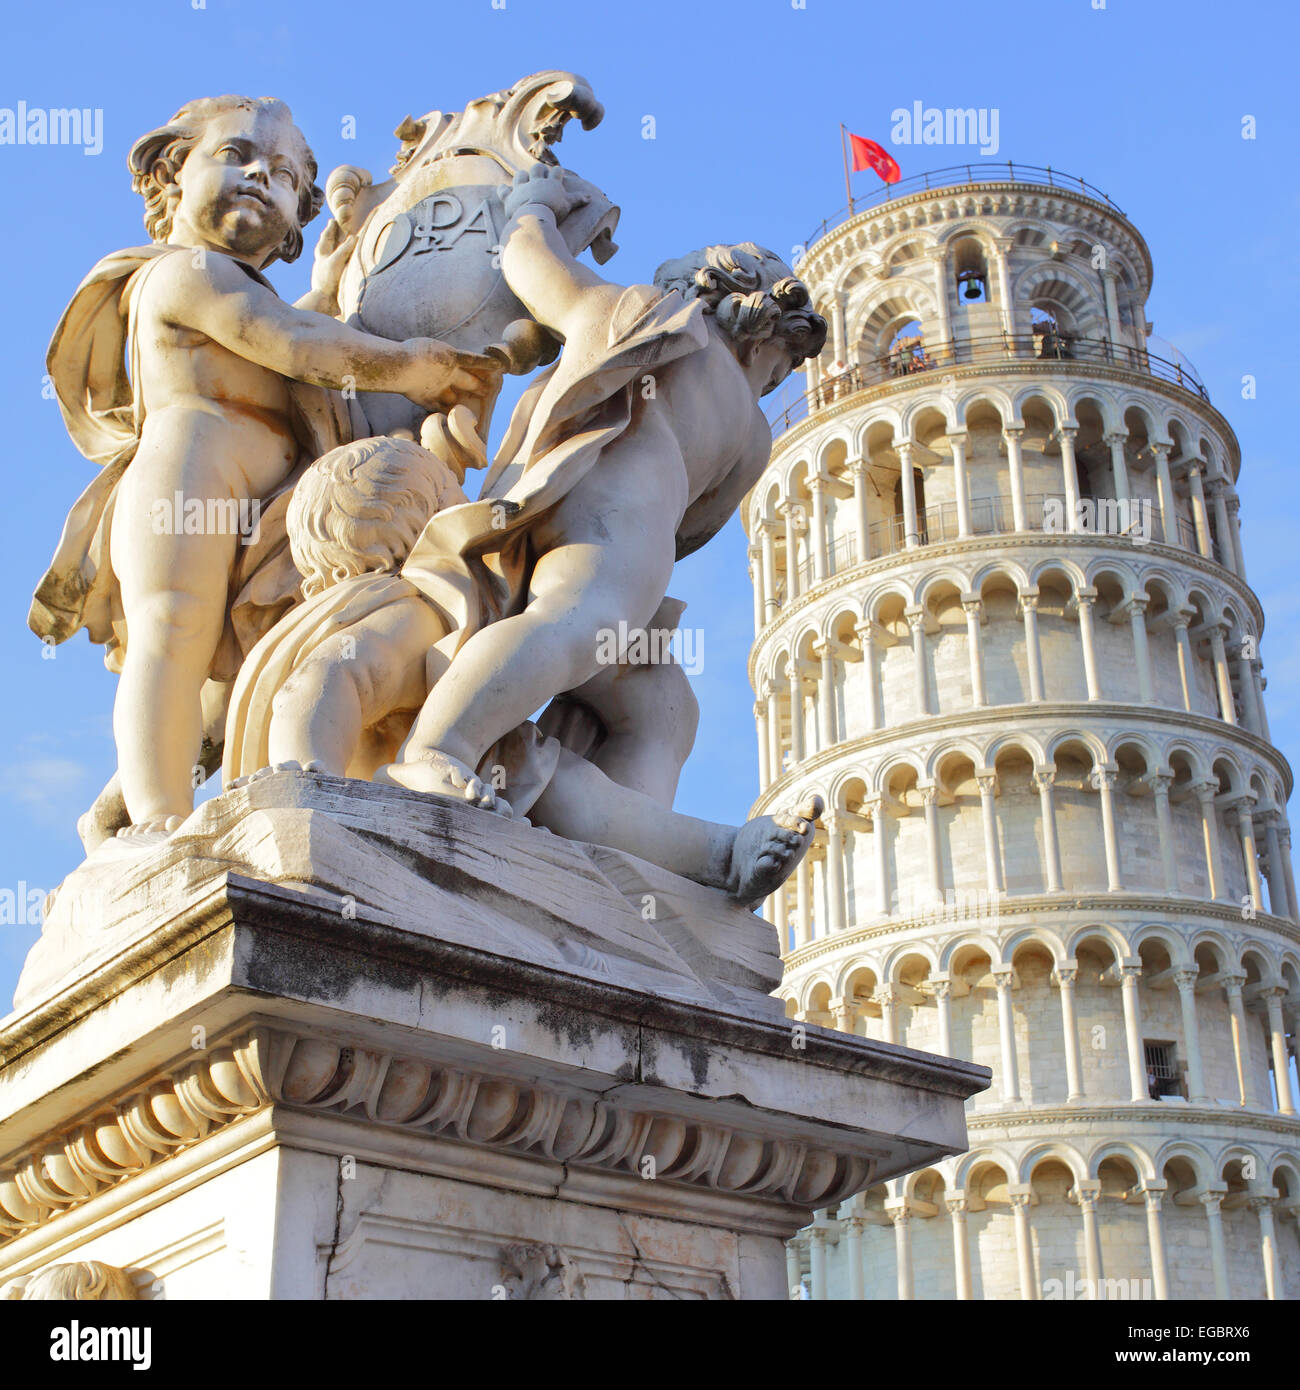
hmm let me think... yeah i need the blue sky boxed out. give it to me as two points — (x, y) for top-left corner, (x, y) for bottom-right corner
(1, 0), (1297, 1003)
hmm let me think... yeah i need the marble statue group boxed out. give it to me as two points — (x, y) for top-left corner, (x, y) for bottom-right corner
(31, 72), (828, 912)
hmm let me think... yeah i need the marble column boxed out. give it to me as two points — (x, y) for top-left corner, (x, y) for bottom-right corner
(759, 520), (778, 620)
(889, 1203), (914, 1300)
(933, 976), (953, 1055)
(807, 1223), (829, 1300)
(877, 984), (900, 1046)
(1206, 625), (1237, 725)
(993, 967), (1021, 1103)
(814, 641), (836, 749)
(1151, 443), (1176, 546)
(1074, 1180), (1105, 1295)
(1128, 597), (1154, 704)
(1119, 964), (1147, 1102)
(1094, 764), (1123, 890)
(946, 1194), (973, 1300)
(787, 662), (806, 762)
(1141, 1184), (1171, 1300)
(1003, 426), (1027, 531)
(1186, 461), (1213, 559)
(1223, 974), (1258, 1107)
(1194, 782), (1228, 901)
(1250, 1196), (1280, 1300)
(1020, 593), (1045, 702)
(976, 771), (1003, 895)
(1171, 612), (1195, 712)
(1058, 425), (1082, 531)
(785, 1238), (804, 1299)
(1173, 968), (1208, 1103)
(1035, 768), (1064, 892)
(780, 500), (805, 603)
(867, 795), (890, 917)
(809, 476), (829, 584)
(1105, 431), (1131, 505)
(962, 595), (986, 706)
(1075, 589), (1102, 700)
(1262, 815), (1293, 921)
(855, 622), (881, 731)
(948, 431), (972, 537)
(1148, 771), (1179, 893)
(748, 545), (764, 634)
(899, 441), (919, 549)
(1233, 797), (1264, 913)
(851, 459), (871, 563)
(920, 783), (944, 905)
(764, 679), (781, 783)
(1199, 1191), (1231, 1299)
(1009, 1188), (1037, 1299)
(1211, 483), (1239, 574)
(843, 1213), (867, 1301)
(754, 698), (770, 788)
(1054, 964), (1085, 1101)
(1263, 988), (1295, 1115)
(906, 606), (931, 716)
(823, 813), (847, 936)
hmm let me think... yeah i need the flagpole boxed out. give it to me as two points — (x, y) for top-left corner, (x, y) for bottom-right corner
(840, 123), (855, 215)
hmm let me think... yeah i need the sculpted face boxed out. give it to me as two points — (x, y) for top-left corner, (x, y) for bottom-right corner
(168, 106), (307, 264)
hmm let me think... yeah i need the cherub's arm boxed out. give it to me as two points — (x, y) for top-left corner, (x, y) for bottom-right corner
(498, 167), (623, 340)
(146, 251), (496, 408)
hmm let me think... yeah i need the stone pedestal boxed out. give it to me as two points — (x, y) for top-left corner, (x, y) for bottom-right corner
(0, 774), (987, 1299)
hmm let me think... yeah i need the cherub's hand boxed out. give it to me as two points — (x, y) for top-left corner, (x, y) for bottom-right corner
(309, 229), (358, 308)
(403, 339), (503, 417)
(500, 165), (590, 224)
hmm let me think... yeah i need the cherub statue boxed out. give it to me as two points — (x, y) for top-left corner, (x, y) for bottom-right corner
(382, 166), (826, 810)
(222, 432), (821, 907)
(29, 95), (500, 839)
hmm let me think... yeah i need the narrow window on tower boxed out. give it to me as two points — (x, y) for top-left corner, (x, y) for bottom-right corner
(1143, 1040), (1184, 1099)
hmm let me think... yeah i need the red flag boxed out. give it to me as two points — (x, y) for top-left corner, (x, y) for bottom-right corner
(848, 133), (901, 184)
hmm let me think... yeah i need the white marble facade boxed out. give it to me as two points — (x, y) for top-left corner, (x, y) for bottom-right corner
(747, 168), (1300, 1300)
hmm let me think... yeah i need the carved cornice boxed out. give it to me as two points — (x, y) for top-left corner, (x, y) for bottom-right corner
(0, 1027), (874, 1245)
(778, 893), (1300, 975)
(965, 1104), (1300, 1140)
(750, 532), (1263, 668)
(751, 700), (1292, 810)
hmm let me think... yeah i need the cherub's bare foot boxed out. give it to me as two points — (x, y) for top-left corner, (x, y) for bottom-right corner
(113, 815), (185, 849)
(226, 759), (328, 791)
(726, 795), (824, 908)
(376, 750), (513, 818)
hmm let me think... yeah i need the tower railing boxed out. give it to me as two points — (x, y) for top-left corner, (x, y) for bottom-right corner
(776, 489), (1216, 605)
(803, 163), (1124, 246)
(768, 332), (1209, 438)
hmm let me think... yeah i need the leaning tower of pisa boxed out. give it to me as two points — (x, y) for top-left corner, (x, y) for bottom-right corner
(747, 165), (1300, 1300)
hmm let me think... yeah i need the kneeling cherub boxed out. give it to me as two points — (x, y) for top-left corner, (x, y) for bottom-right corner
(223, 433), (821, 908)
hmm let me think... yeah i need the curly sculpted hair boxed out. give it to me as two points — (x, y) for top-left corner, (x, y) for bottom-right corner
(653, 243), (827, 382)
(128, 96), (323, 264)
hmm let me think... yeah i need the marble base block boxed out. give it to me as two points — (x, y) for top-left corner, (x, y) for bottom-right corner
(0, 774), (987, 1299)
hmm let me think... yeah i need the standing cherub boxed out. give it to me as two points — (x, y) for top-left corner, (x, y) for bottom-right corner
(385, 165), (826, 807)
(30, 95), (499, 838)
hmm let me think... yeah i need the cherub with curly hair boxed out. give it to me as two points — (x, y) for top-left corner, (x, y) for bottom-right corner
(384, 164), (826, 811)
(223, 431), (822, 909)
(30, 95), (500, 838)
